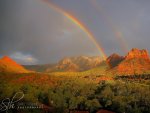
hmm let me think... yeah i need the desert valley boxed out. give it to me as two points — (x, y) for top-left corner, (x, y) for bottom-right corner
(1, 0), (150, 113)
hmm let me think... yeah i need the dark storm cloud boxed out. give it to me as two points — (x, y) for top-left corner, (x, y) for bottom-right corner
(0, 0), (100, 64)
(0, 0), (150, 64)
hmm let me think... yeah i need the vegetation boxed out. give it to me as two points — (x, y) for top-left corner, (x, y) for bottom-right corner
(0, 71), (150, 113)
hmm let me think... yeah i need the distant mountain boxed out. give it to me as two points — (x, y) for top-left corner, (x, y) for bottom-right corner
(109, 48), (150, 75)
(0, 56), (29, 73)
(23, 48), (150, 74)
(46, 56), (103, 72)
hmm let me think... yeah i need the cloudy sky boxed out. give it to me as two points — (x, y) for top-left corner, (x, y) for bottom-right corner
(0, 0), (150, 64)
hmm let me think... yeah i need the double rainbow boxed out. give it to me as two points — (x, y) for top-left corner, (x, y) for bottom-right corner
(42, 0), (107, 60)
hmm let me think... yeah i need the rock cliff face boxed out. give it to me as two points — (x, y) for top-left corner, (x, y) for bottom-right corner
(56, 58), (79, 72)
(109, 48), (150, 75)
(125, 48), (149, 60)
(0, 56), (29, 73)
(47, 56), (103, 72)
(106, 53), (124, 68)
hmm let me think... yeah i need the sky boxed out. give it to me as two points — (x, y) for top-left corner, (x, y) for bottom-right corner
(0, 0), (150, 65)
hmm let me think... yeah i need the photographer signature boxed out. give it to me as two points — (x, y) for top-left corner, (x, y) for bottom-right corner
(0, 92), (24, 112)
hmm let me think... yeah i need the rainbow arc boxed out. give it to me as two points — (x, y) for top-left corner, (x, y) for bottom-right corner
(91, 0), (128, 53)
(42, 0), (107, 60)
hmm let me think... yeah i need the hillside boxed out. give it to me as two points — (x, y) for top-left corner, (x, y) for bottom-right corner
(0, 56), (29, 73)
(24, 64), (55, 72)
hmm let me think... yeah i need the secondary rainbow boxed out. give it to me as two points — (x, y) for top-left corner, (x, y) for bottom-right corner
(91, 0), (129, 53)
(42, 0), (107, 59)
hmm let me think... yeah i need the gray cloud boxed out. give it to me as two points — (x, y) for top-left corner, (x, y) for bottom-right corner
(0, 0), (150, 64)
(0, 0), (100, 64)
(10, 52), (38, 65)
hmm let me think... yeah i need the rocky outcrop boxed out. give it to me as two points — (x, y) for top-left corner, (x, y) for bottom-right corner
(110, 48), (150, 75)
(56, 58), (79, 72)
(0, 56), (29, 73)
(125, 48), (149, 60)
(48, 56), (103, 72)
(106, 53), (124, 68)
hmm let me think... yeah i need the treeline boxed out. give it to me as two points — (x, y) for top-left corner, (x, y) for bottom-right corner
(115, 74), (150, 80)
(0, 73), (150, 113)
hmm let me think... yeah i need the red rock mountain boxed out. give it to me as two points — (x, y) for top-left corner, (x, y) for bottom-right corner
(0, 56), (29, 73)
(55, 58), (79, 72)
(125, 48), (149, 60)
(110, 48), (150, 75)
(106, 53), (124, 68)
(47, 56), (103, 72)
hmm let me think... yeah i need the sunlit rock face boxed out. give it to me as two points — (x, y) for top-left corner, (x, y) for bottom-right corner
(125, 48), (149, 60)
(0, 56), (29, 73)
(108, 48), (150, 75)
